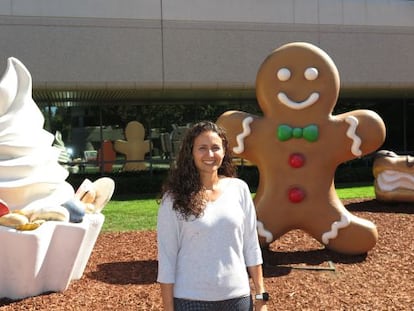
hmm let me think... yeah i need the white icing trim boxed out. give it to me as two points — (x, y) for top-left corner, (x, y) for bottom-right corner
(321, 213), (351, 245)
(233, 116), (253, 154)
(257, 220), (273, 243)
(345, 116), (362, 157)
(377, 170), (414, 192)
(277, 92), (319, 110)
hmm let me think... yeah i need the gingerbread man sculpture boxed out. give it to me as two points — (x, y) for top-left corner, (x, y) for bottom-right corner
(114, 121), (150, 171)
(217, 42), (386, 255)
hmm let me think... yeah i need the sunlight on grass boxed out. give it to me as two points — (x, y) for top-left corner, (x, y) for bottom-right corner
(102, 199), (159, 232)
(102, 184), (375, 232)
(335, 185), (375, 199)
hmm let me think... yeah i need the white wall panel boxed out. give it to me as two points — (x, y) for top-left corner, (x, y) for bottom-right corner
(1, 0), (413, 27)
(343, 1), (367, 26)
(318, 0), (343, 25)
(162, 0), (295, 24)
(0, 21), (163, 85)
(8, 0), (160, 19)
(294, 0), (318, 24)
(0, 0), (12, 14)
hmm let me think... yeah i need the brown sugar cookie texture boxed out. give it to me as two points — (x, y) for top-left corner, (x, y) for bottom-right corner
(114, 121), (151, 171)
(217, 42), (386, 255)
(373, 150), (414, 202)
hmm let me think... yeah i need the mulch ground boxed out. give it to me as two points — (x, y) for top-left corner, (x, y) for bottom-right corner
(1, 198), (413, 310)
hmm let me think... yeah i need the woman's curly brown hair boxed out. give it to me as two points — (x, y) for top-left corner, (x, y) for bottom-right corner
(161, 121), (236, 220)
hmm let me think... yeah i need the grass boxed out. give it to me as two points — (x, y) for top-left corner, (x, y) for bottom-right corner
(102, 198), (159, 232)
(335, 184), (375, 199)
(101, 184), (375, 232)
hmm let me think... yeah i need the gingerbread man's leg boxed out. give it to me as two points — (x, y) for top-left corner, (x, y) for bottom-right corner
(311, 204), (378, 255)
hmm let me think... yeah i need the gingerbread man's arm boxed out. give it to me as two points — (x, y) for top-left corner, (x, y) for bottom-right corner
(216, 111), (260, 162)
(114, 140), (128, 154)
(336, 109), (386, 161)
(114, 139), (151, 156)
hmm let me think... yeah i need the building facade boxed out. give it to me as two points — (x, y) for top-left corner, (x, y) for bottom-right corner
(0, 0), (413, 162)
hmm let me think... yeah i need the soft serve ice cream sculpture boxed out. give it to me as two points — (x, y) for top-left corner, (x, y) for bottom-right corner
(217, 42), (386, 255)
(0, 57), (114, 299)
(0, 57), (75, 220)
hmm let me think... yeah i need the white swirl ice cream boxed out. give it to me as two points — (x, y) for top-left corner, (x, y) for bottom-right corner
(0, 57), (74, 211)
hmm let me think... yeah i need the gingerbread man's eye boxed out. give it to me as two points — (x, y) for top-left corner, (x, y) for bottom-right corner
(304, 67), (318, 81)
(277, 68), (291, 81)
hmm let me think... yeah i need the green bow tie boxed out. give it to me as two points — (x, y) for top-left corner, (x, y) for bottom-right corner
(277, 124), (319, 142)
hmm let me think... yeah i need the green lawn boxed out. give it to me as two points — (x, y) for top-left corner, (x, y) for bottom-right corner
(335, 184), (375, 199)
(102, 199), (159, 232)
(101, 184), (375, 232)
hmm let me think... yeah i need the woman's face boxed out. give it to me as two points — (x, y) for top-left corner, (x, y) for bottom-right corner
(192, 130), (225, 175)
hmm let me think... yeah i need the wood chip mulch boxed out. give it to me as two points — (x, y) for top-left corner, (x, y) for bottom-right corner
(1, 198), (413, 310)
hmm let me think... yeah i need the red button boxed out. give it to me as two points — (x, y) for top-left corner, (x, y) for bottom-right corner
(289, 153), (305, 168)
(288, 187), (305, 203)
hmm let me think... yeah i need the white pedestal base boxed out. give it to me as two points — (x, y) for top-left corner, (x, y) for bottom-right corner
(0, 213), (104, 300)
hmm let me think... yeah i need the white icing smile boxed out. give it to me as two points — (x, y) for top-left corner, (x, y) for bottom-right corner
(277, 92), (319, 110)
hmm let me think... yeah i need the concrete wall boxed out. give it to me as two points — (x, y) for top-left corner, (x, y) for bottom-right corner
(0, 0), (413, 95)
(2, 0), (413, 26)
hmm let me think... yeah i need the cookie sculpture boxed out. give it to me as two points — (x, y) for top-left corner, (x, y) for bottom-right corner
(114, 121), (150, 171)
(373, 150), (414, 202)
(217, 42), (386, 255)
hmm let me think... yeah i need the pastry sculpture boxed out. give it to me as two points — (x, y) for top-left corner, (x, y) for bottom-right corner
(373, 150), (414, 202)
(217, 42), (386, 255)
(0, 57), (115, 299)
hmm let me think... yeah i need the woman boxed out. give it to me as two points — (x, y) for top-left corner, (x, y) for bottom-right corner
(157, 121), (268, 311)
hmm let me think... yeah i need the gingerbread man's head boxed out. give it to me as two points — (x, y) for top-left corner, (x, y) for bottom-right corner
(256, 42), (340, 122)
(125, 121), (146, 141)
